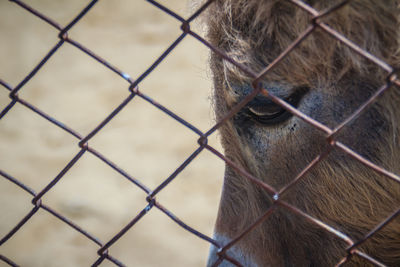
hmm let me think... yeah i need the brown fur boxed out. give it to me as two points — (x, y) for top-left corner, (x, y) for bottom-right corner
(206, 0), (400, 266)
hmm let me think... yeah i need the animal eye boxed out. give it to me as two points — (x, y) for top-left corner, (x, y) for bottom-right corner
(245, 87), (308, 125)
(247, 104), (289, 125)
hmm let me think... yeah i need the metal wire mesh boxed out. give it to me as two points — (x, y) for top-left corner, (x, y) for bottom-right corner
(1, 0), (399, 266)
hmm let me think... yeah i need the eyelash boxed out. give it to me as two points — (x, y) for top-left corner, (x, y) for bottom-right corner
(246, 105), (290, 125)
(244, 87), (308, 126)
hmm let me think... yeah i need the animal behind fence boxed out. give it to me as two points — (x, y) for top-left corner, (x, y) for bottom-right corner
(1, 0), (400, 267)
(206, 0), (400, 266)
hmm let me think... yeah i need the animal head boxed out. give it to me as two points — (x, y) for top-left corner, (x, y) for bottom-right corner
(205, 0), (400, 266)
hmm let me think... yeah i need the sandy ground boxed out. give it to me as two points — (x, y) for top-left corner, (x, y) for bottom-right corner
(0, 1), (224, 266)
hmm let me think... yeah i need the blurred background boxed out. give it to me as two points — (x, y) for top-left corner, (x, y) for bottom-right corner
(0, 0), (225, 266)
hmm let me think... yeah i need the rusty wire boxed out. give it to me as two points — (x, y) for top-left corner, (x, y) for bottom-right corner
(1, 0), (399, 266)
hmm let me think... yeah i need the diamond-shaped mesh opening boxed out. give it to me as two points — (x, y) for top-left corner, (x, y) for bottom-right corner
(89, 95), (205, 189)
(0, 208), (101, 266)
(0, 1), (59, 85)
(41, 152), (149, 239)
(0, 103), (78, 190)
(107, 207), (213, 266)
(16, 43), (129, 134)
(155, 149), (224, 233)
(67, 0), (184, 80)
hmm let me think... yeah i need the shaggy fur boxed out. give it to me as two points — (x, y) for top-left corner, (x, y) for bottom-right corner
(206, 0), (400, 266)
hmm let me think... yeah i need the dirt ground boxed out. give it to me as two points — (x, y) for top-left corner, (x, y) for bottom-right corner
(0, 1), (224, 266)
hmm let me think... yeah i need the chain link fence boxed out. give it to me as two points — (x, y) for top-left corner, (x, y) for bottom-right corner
(1, 0), (400, 266)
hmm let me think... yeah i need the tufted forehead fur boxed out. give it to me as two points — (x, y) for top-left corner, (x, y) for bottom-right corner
(207, 0), (400, 86)
(205, 0), (400, 266)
